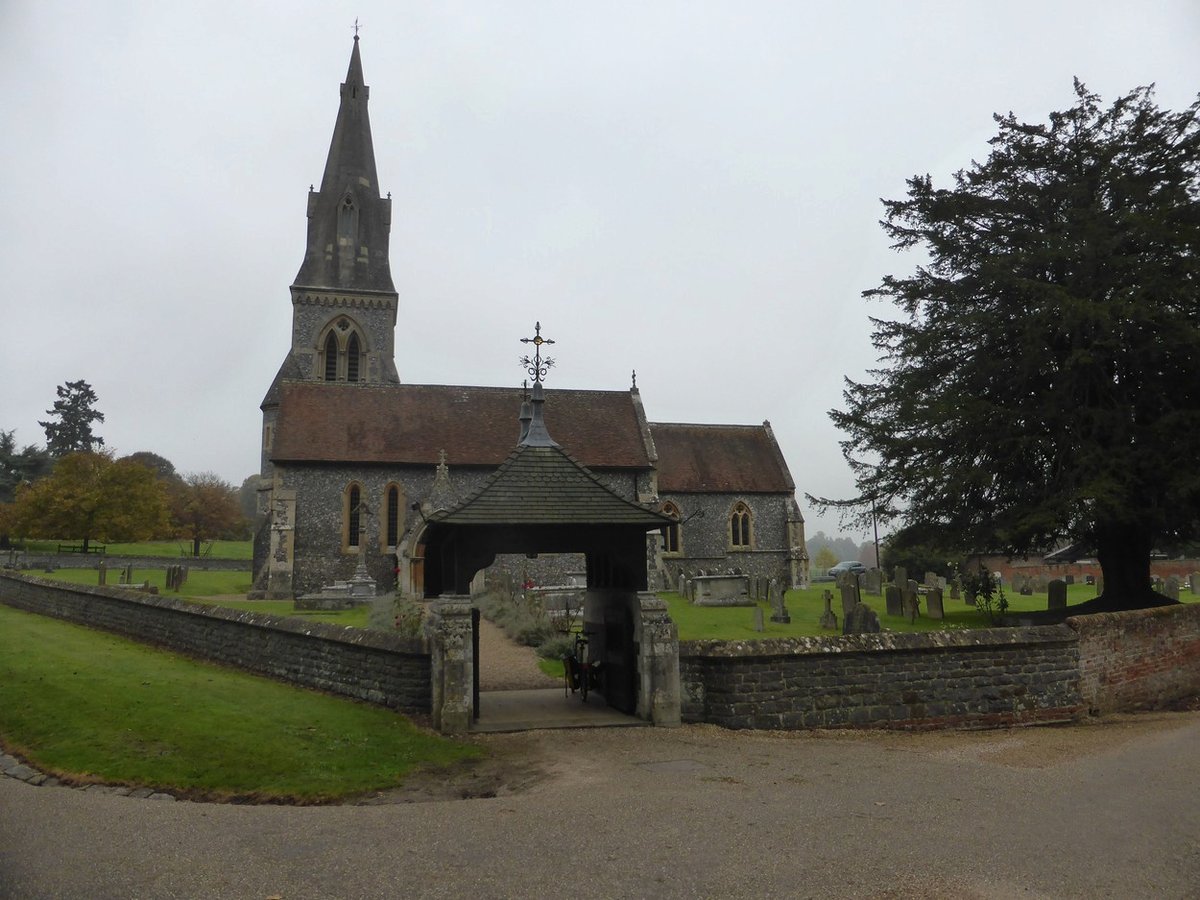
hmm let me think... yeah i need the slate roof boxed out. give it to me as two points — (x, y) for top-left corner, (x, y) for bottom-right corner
(649, 422), (795, 493)
(430, 445), (670, 527)
(270, 382), (652, 469)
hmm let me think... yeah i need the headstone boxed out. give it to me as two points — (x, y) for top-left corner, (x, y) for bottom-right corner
(753, 606), (764, 632)
(949, 580), (960, 601)
(1033, 575), (1049, 593)
(1064, 574), (1075, 585)
(819, 592), (838, 630)
(838, 580), (857, 616)
(1010, 573), (1027, 593)
(1190, 573), (1200, 595)
(678, 573), (686, 596)
(885, 585), (903, 617)
(1085, 574), (1095, 586)
(864, 568), (882, 595)
(924, 571), (938, 588)
(843, 603), (881, 635)
(925, 587), (944, 620)
(1164, 576), (1180, 601)
(1020, 585), (1033, 596)
(768, 579), (790, 624)
(893, 566), (907, 589)
(904, 580), (921, 622)
(1047, 579), (1067, 611)
(98, 561), (107, 586)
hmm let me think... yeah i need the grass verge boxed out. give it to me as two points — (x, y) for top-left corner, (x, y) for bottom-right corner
(0, 604), (476, 802)
(16, 540), (253, 559)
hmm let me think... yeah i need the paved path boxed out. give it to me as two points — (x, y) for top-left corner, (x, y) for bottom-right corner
(2, 712), (1197, 898)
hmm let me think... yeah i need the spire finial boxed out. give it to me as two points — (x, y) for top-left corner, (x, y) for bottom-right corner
(519, 321), (556, 385)
(631, 369), (638, 390)
(353, 17), (361, 38)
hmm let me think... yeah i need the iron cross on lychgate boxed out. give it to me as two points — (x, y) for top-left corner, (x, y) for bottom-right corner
(519, 322), (556, 384)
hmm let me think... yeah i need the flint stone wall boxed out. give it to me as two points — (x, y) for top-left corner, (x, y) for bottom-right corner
(0, 572), (430, 714)
(680, 626), (1082, 730)
(1069, 603), (1200, 714)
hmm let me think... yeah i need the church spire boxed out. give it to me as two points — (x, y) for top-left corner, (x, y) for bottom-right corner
(293, 35), (395, 293)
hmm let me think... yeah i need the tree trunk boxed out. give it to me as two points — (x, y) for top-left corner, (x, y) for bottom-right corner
(82, 536), (90, 554)
(192, 536), (202, 558)
(1086, 523), (1173, 612)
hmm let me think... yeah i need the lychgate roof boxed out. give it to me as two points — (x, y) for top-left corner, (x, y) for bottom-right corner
(649, 422), (795, 493)
(270, 382), (652, 469)
(430, 444), (670, 527)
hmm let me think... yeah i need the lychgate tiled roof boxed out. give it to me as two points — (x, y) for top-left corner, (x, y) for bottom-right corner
(431, 445), (670, 526)
(270, 382), (652, 469)
(649, 422), (795, 493)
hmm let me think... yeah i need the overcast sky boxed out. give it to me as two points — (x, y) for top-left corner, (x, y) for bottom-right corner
(2, 1), (1197, 542)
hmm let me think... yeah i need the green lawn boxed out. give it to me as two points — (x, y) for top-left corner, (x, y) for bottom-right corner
(666, 581), (1197, 641)
(0, 604), (476, 801)
(23, 566), (253, 598)
(16, 540), (253, 559)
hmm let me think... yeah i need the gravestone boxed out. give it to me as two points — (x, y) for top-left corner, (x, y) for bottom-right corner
(924, 571), (938, 588)
(903, 580), (921, 621)
(1020, 584), (1033, 596)
(949, 580), (961, 602)
(97, 561), (107, 586)
(1064, 574), (1074, 585)
(885, 585), (903, 617)
(819, 592), (838, 630)
(768, 579), (791, 624)
(677, 573), (686, 596)
(1085, 574), (1095, 585)
(843, 603), (881, 635)
(838, 579), (858, 616)
(1033, 575), (1049, 593)
(1047, 579), (1067, 611)
(893, 566), (908, 590)
(753, 607), (764, 632)
(864, 568), (882, 595)
(1164, 576), (1180, 601)
(1010, 573), (1028, 593)
(925, 587), (944, 620)
(1190, 573), (1200, 595)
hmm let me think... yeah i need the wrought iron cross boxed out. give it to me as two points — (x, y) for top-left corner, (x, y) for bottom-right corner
(353, 18), (361, 37)
(519, 322), (556, 384)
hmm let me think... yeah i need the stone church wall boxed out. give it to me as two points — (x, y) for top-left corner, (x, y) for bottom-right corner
(658, 491), (793, 587)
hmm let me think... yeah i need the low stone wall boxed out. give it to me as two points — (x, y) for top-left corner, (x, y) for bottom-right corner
(680, 626), (1083, 730)
(0, 572), (430, 714)
(1069, 603), (1200, 714)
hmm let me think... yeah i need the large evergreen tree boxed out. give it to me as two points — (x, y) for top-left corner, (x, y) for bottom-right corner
(40, 380), (105, 457)
(829, 82), (1200, 611)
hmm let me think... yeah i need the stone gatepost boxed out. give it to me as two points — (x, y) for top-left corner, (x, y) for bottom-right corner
(635, 592), (681, 727)
(424, 595), (474, 734)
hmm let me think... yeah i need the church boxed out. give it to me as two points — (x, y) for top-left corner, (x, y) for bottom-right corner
(252, 37), (809, 601)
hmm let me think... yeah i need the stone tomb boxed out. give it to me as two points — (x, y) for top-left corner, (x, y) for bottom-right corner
(691, 574), (754, 607)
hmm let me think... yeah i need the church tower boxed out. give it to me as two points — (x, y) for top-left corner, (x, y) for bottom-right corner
(268, 35), (400, 397)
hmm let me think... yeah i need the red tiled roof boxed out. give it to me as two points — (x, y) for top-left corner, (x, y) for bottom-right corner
(650, 423), (794, 493)
(271, 382), (651, 468)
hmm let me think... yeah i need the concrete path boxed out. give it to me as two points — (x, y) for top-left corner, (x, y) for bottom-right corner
(2, 712), (1198, 899)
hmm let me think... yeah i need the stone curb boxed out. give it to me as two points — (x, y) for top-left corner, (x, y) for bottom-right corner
(0, 752), (175, 800)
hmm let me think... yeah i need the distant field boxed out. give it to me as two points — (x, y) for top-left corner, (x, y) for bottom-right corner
(15, 540), (253, 560)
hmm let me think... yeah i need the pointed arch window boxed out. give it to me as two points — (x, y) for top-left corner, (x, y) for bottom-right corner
(661, 502), (683, 556)
(323, 332), (339, 382)
(730, 502), (753, 549)
(338, 196), (358, 244)
(382, 483), (404, 550)
(343, 482), (364, 552)
(347, 332), (361, 383)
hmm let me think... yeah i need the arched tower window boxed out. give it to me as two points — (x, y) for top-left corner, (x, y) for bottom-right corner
(323, 332), (339, 382)
(338, 195), (357, 244)
(661, 502), (683, 555)
(347, 332), (361, 383)
(730, 502), (753, 549)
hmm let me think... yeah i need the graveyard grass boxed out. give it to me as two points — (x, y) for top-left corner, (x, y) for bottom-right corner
(16, 539), (253, 559)
(0, 604), (477, 801)
(667, 583), (1200, 641)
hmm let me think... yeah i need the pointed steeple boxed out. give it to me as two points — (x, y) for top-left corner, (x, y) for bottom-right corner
(293, 36), (395, 293)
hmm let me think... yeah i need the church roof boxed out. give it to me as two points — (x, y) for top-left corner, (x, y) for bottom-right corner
(271, 382), (653, 469)
(649, 422), (795, 493)
(429, 444), (670, 527)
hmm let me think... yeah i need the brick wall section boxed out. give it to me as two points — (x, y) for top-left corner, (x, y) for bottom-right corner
(1068, 603), (1200, 714)
(0, 572), (430, 714)
(680, 627), (1083, 730)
